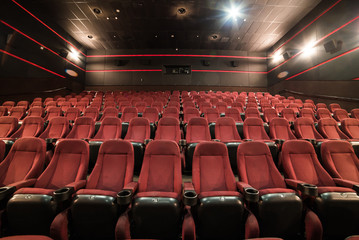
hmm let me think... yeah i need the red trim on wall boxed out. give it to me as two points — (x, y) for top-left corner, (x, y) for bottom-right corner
(285, 46), (359, 80)
(353, 78), (359, 80)
(11, 0), (86, 57)
(270, 0), (343, 57)
(0, 49), (66, 78)
(86, 54), (267, 60)
(86, 69), (162, 73)
(0, 20), (85, 72)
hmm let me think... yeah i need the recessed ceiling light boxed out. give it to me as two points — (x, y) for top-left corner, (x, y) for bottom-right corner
(40, 46), (44, 50)
(114, 17), (118, 20)
(88, 35), (93, 39)
(226, 6), (240, 20)
(237, 37), (240, 40)
(116, 9), (120, 13)
(113, 35), (116, 38)
(175, 48), (178, 51)
(177, 8), (186, 15)
(171, 34), (175, 38)
(106, 17), (109, 20)
(196, 35), (199, 38)
(243, 18), (247, 21)
(93, 8), (102, 15)
(155, 35), (158, 38)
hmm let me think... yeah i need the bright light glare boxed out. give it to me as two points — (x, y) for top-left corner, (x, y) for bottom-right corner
(68, 51), (80, 61)
(226, 6), (241, 20)
(273, 52), (283, 63)
(302, 42), (316, 56)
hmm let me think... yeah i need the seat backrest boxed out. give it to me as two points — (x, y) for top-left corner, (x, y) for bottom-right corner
(316, 108), (332, 120)
(281, 108), (296, 122)
(316, 103), (327, 109)
(183, 107), (200, 123)
(60, 102), (72, 112)
(274, 103), (285, 113)
(329, 103), (341, 113)
(341, 118), (359, 139)
(0, 137), (45, 186)
(39, 117), (70, 139)
(303, 103), (315, 111)
(11, 116), (44, 138)
(135, 102), (147, 113)
(163, 107), (179, 119)
(93, 117), (122, 140)
(321, 140), (359, 183)
(224, 108), (242, 122)
(245, 108), (261, 119)
(45, 107), (62, 121)
(83, 107), (99, 121)
(351, 109), (359, 120)
(0, 117), (18, 138)
(215, 117), (241, 142)
(281, 140), (336, 187)
(232, 102), (244, 113)
(2, 101), (15, 110)
(124, 117), (150, 142)
(27, 107), (44, 118)
(300, 108), (317, 122)
(237, 141), (286, 190)
(100, 107), (118, 121)
(243, 117), (270, 140)
(86, 140), (134, 192)
(192, 141), (236, 193)
(215, 102), (227, 113)
(121, 107), (138, 122)
(204, 108), (219, 123)
(186, 117), (211, 143)
(318, 118), (348, 139)
(151, 102), (164, 113)
(154, 117), (181, 142)
(294, 117), (323, 139)
(66, 117), (95, 139)
(263, 108), (278, 123)
(142, 107), (159, 123)
(333, 109), (349, 122)
(17, 101), (29, 109)
(138, 140), (181, 195)
(269, 117), (296, 140)
(9, 107), (26, 120)
(34, 139), (89, 189)
(0, 106), (8, 117)
(65, 108), (81, 122)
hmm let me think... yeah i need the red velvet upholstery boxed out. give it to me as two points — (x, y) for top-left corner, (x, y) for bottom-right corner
(225, 108), (243, 123)
(281, 108), (296, 122)
(27, 107), (44, 118)
(351, 109), (359, 120)
(303, 103), (316, 111)
(154, 117), (181, 142)
(0, 137), (45, 187)
(0, 140), (4, 161)
(263, 108), (278, 123)
(9, 107), (26, 120)
(11, 117), (44, 138)
(142, 107), (159, 123)
(329, 103), (341, 113)
(215, 102), (227, 113)
(269, 117), (296, 140)
(245, 108), (261, 119)
(151, 102), (164, 113)
(0, 117), (18, 137)
(232, 102), (244, 113)
(316, 108), (333, 120)
(39, 117), (69, 139)
(78, 140), (134, 194)
(100, 107), (118, 121)
(16, 139), (89, 194)
(316, 103), (327, 110)
(124, 117), (150, 143)
(215, 117), (241, 142)
(167, 101), (180, 111)
(162, 107), (179, 119)
(135, 102), (147, 113)
(274, 103), (285, 113)
(318, 118), (349, 139)
(92, 117), (122, 140)
(83, 107), (99, 121)
(300, 108), (317, 122)
(321, 140), (359, 183)
(0, 106), (8, 117)
(44, 107), (62, 121)
(243, 117), (270, 140)
(192, 141), (237, 196)
(333, 109), (349, 122)
(183, 107), (200, 124)
(137, 140), (181, 197)
(64, 108), (81, 122)
(66, 117), (95, 139)
(75, 102), (87, 113)
(59, 102), (71, 112)
(341, 118), (359, 139)
(204, 108), (219, 123)
(294, 117), (323, 139)
(281, 140), (353, 192)
(186, 117), (211, 144)
(121, 107), (138, 123)
(2, 101), (15, 111)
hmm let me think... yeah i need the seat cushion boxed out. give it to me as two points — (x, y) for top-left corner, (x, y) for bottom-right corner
(318, 186), (355, 194)
(259, 188), (296, 196)
(76, 189), (117, 198)
(135, 191), (179, 199)
(199, 191), (240, 198)
(15, 187), (55, 195)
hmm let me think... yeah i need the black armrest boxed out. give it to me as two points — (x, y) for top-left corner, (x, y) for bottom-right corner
(183, 190), (198, 207)
(53, 187), (75, 202)
(304, 139), (317, 145)
(45, 138), (58, 144)
(117, 189), (133, 206)
(179, 139), (187, 147)
(353, 185), (359, 193)
(0, 186), (16, 201)
(144, 139), (152, 145)
(243, 187), (259, 203)
(274, 139), (285, 145)
(297, 183), (318, 197)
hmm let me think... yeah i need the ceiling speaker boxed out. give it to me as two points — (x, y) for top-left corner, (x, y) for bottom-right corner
(231, 61), (239, 67)
(202, 60), (210, 66)
(283, 51), (292, 60)
(116, 60), (129, 66)
(324, 39), (342, 54)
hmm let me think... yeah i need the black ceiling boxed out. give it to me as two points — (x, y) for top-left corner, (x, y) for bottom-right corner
(19, 0), (322, 52)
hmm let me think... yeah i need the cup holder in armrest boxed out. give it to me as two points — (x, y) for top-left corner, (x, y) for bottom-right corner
(117, 190), (132, 206)
(0, 186), (16, 201)
(144, 139), (152, 145)
(244, 188), (259, 203)
(53, 187), (75, 202)
(183, 191), (198, 207)
(297, 183), (318, 197)
(179, 139), (187, 147)
(274, 139), (285, 145)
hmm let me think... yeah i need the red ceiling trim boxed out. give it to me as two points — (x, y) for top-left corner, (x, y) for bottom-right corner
(86, 69), (162, 73)
(192, 69), (267, 74)
(0, 20), (85, 72)
(353, 78), (359, 80)
(86, 54), (267, 60)
(269, 15), (359, 73)
(0, 49), (66, 78)
(11, 0), (86, 57)
(270, 0), (343, 57)
(285, 45), (359, 80)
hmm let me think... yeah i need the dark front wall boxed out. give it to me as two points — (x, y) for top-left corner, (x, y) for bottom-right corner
(86, 49), (267, 88)
(0, 0), (86, 102)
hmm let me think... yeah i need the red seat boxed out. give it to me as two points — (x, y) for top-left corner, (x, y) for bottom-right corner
(351, 109), (359, 120)
(274, 103), (285, 113)
(75, 102), (87, 113)
(269, 117), (296, 140)
(2, 101), (15, 111)
(64, 108), (81, 122)
(333, 109), (349, 122)
(186, 117), (211, 144)
(215, 117), (241, 142)
(39, 117), (70, 139)
(316, 108), (333, 120)
(121, 107), (138, 123)
(11, 117), (44, 138)
(100, 107), (118, 121)
(341, 118), (359, 139)
(66, 117), (95, 139)
(92, 117), (122, 140)
(300, 108), (317, 122)
(0, 106), (8, 117)
(0, 140), (4, 161)
(316, 103), (327, 110)
(155, 117), (181, 143)
(203, 108), (219, 123)
(16, 101), (29, 110)
(0, 235), (53, 240)
(162, 107), (179, 119)
(183, 107), (200, 124)
(44, 107), (62, 121)
(6, 139), (89, 235)
(124, 117), (150, 143)
(329, 103), (341, 113)
(263, 108), (278, 123)
(232, 102), (244, 113)
(317, 118), (349, 139)
(142, 107), (159, 123)
(245, 108), (261, 119)
(83, 107), (99, 121)
(281, 108), (296, 122)
(294, 117), (323, 140)
(0, 117), (18, 138)
(59, 102), (72, 112)
(9, 107), (26, 120)
(151, 102), (164, 114)
(243, 117), (270, 141)
(303, 103), (316, 111)
(225, 108), (243, 123)
(215, 102), (227, 114)
(27, 107), (44, 118)
(135, 101), (146, 113)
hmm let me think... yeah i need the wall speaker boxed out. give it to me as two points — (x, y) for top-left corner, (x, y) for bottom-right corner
(283, 51), (292, 60)
(59, 49), (68, 58)
(202, 60), (210, 66)
(116, 60), (129, 66)
(324, 39), (342, 54)
(231, 61), (239, 67)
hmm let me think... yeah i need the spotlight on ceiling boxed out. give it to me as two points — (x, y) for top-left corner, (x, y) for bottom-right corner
(302, 42), (317, 56)
(226, 6), (241, 21)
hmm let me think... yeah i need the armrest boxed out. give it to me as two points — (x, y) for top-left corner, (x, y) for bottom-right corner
(304, 139), (317, 145)
(144, 139), (152, 145)
(53, 187), (75, 202)
(274, 139), (285, 145)
(333, 178), (359, 192)
(65, 180), (87, 191)
(212, 139), (221, 142)
(0, 186), (16, 201)
(285, 179), (318, 197)
(179, 139), (187, 147)
(285, 179), (306, 189)
(236, 182), (259, 203)
(183, 182), (197, 207)
(117, 182), (138, 206)
(8, 178), (37, 189)
(123, 181), (138, 194)
(45, 138), (58, 144)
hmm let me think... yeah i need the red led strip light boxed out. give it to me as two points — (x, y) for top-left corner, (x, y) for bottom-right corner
(270, 0), (343, 57)
(0, 20), (85, 72)
(192, 69), (267, 74)
(269, 15), (359, 73)
(285, 45), (359, 80)
(0, 49), (66, 78)
(86, 69), (162, 73)
(87, 54), (267, 60)
(11, 0), (86, 57)
(353, 78), (359, 80)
